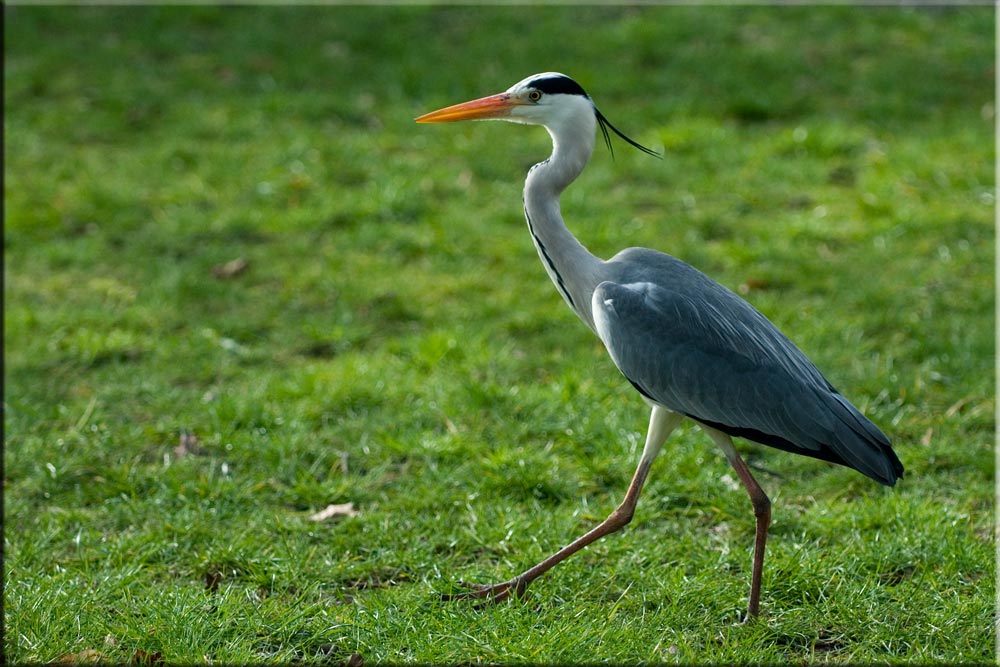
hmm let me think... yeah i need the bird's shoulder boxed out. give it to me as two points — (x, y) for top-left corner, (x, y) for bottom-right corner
(594, 247), (828, 386)
(607, 247), (703, 281)
(603, 247), (755, 319)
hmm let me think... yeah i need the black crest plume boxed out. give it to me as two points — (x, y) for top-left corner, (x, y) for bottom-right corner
(595, 108), (660, 159)
(528, 74), (660, 159)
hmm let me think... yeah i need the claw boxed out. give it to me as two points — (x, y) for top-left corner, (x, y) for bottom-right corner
(440, 578), (527, 607)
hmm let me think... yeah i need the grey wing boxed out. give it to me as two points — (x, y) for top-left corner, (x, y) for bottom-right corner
(591, 279), (902, 485)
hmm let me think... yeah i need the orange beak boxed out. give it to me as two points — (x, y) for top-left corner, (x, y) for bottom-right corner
(415, 92), (519, 123)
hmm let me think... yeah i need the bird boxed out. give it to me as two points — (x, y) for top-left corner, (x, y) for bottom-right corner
(415, 72), (903, 620)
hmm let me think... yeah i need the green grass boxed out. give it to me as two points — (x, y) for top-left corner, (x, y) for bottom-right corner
(4, 5), (994, 664)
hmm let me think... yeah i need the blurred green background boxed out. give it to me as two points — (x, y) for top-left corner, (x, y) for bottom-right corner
(5, 5), (994, 664)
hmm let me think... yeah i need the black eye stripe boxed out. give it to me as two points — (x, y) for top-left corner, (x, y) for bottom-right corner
(529, 75), (589, 97)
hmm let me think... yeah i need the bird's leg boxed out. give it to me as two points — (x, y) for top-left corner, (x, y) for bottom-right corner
(703, 426), (772, 621)
(443, 407), (683, 606)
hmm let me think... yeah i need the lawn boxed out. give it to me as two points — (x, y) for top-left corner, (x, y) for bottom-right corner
(4, 5), (995, 664)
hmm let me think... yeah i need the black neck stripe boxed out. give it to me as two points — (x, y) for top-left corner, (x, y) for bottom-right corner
(523, 197), (576, 310)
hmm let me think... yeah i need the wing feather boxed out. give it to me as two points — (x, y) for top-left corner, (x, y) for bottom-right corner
(591, 273), (902, 485)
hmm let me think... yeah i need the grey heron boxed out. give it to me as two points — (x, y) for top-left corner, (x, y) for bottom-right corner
(416, 72), (903, 619)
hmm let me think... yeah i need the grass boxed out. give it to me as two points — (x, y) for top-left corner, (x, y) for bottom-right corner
(4, 5), (995, 664)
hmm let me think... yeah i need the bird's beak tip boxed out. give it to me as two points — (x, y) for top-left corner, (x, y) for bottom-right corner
(416, 92), (515, 124)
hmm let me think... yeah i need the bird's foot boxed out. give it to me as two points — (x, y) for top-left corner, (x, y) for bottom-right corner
(441, 577), (528, 608)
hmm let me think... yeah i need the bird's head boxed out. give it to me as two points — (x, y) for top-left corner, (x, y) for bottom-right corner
(416, 72), (659, 159)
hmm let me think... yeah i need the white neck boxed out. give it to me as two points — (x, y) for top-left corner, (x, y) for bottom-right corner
(522, 110), (605, 332)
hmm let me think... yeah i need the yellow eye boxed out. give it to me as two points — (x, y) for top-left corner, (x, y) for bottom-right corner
(528, 90), (542, 102)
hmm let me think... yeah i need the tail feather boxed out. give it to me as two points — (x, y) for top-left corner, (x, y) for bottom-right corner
(826, 392), (903, 486)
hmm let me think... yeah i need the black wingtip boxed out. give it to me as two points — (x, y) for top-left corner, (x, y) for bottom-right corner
(595, 108), (661, 160)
